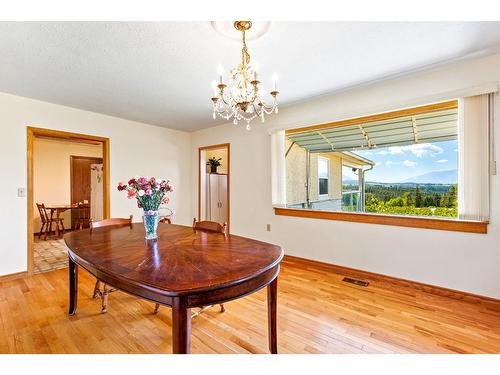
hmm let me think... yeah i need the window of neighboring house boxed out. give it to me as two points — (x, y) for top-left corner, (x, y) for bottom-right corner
(279, 98), (493, 233)
(318, 157), (329, 198)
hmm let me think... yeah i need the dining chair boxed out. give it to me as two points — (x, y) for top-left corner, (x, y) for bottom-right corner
(74, 202), (91, 230)
(192, 218), (228, 235)
(36, 203), (65, 240)
(191, 218), (227, 316)
(158, 207), (174, 224)
(91, 215), (173, 314)
(89, 215), (156, 314)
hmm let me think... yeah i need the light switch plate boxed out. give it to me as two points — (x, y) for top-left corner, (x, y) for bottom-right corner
(266, 224), (271, 232)
(17, 187), (26, 197)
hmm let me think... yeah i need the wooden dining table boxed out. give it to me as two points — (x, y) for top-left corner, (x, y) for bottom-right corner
(45, 203), (89, 234)
(64, 223), (284, 354)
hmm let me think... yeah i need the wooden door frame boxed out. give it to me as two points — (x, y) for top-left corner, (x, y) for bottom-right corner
(198, 143), (230, 233)
(27, 126), (110, 276)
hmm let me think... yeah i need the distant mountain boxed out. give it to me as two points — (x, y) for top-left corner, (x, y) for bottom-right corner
(342, 179), (359, 185)
(400, 169), (457, 184)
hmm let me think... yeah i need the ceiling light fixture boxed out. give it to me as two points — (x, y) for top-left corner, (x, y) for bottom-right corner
(211, 21), (279, 130)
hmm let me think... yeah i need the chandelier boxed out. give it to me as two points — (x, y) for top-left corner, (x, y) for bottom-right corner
(211, 21), (279, 130)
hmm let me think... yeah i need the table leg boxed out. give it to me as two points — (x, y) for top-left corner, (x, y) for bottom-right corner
(68, 257), (78, 315)
(47, 209), (55, 239)
(172, 297), (191, 354)
(55, 209), (60, 237)
(267, 276), (278, 354)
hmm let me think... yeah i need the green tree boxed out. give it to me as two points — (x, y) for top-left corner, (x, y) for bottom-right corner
(415, 185), (423, 208)
(433, 194), (441, 207)
(402, 191), (413, 206)
(447, 185), (457, 208)
(386, 197), (405, 207)
(441, 193), (449, 208)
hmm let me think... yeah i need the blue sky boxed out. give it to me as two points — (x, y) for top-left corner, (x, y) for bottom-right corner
(343, 140), (458, 183)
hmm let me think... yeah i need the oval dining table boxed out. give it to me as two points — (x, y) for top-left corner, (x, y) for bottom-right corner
(64, 223), (284, 354)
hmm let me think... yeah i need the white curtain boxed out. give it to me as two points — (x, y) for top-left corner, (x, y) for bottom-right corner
(270, 130), (286, 205)
(458, 94), (493, 221)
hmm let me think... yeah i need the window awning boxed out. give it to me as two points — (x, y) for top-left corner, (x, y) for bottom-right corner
(286, 108), (458, 153)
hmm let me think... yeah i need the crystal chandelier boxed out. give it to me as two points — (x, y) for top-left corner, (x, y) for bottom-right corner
(211, 21), (279, 130)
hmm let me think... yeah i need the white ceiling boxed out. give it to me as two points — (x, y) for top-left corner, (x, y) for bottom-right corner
(1, 22), (500, 131)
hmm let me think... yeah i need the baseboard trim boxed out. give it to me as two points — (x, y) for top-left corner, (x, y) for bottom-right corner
(0, 271), (28, 282)
(283, 255), (500, 306)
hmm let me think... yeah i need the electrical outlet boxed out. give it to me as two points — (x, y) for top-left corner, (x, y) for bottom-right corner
(17, 187), (26, 197)
(266, 224), (271, 232)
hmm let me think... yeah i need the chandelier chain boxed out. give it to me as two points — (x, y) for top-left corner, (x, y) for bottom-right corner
(241, 29), (250, 66)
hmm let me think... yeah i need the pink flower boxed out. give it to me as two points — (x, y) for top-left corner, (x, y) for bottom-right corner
(145, 189), (152, 196)
(167, 184), (174, 192)
(137, 177), (148, 186)
(137, 201), (142, 208)
(128, 178), (136, 186)
(127, 190), (136, 199)
(147, 210), (155, 216)
(117, 182), (126, 191)
(162, 196), (170, 204)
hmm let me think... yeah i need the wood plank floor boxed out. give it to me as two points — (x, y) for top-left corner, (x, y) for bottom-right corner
(1, 257), (500, 354)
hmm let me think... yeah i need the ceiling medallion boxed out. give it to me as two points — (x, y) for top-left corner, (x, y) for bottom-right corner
(211, 21), (279, 130)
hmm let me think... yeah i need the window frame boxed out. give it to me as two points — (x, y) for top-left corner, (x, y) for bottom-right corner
(276, 100), (489, 234)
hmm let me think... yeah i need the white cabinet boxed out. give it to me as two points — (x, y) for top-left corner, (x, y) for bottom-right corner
(207, 173), (228, 224)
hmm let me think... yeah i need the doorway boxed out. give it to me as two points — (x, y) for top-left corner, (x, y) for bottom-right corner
(198, 144), (230, 233)
(27, 127), (110, 275)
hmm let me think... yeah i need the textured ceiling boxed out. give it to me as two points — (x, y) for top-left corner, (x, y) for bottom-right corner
(1, 22), (500, 131)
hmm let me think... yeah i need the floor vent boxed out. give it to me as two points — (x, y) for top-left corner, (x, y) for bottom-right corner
(342, 277), (369, 287)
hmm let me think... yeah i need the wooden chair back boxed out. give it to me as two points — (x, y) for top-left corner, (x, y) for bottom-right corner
(36, 203), (49, 224)
(192, 218), (227, 235)
(90, 215), (133, 233)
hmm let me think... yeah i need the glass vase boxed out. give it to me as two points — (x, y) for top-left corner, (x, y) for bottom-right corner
(143, 210), (159, 240)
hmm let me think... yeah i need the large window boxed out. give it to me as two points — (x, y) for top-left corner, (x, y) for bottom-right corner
(277, 98), (493, 233)
(285, 102), (459, 218)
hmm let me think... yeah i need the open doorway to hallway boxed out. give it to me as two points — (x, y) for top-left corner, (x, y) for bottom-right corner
(27, 127), (110, 275)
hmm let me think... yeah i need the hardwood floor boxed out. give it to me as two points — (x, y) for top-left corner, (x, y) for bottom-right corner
(1, 256), (499, 354)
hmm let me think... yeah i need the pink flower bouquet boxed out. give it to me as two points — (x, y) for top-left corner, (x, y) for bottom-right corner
(117, 176), (173, 239)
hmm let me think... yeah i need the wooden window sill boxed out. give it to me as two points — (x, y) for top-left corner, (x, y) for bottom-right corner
(273, 207), (488, 234)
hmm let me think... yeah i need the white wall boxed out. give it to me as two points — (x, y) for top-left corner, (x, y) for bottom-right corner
(33, 138), (103, 230)
(191, 52), (500, 299)
(0, 92), (192, 276)
(2, 51), (499, 298)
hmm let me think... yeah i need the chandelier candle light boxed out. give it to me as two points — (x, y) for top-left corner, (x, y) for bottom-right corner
(117, 177), (173, 240)
(211, 21), (279, 130)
